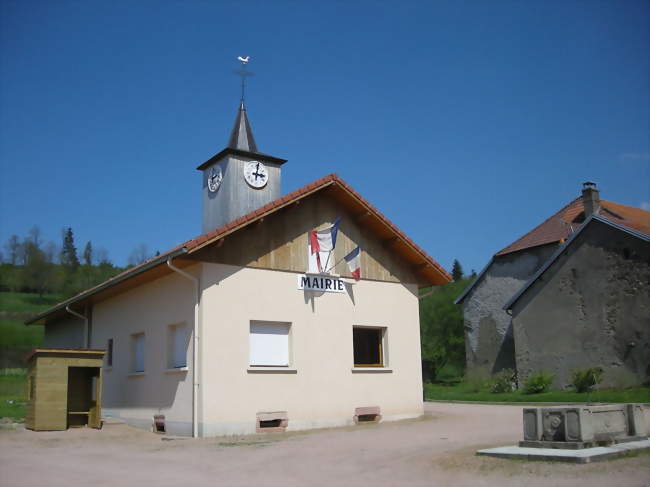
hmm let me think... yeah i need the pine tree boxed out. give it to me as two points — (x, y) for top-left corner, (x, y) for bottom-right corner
(61, 227), (80, 270)
(451, 259), (464, 282)
(83, 241), (93, 266)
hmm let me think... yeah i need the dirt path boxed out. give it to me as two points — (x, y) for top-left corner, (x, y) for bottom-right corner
(1, 403), (648, 487)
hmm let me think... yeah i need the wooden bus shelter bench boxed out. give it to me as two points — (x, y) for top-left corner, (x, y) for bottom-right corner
(24, 348), (105, 431)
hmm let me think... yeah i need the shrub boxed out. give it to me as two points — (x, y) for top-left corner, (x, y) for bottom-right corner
(571, 367), (604, 393)
(490, 368), (516, 393)
(523, 372), (554, 394)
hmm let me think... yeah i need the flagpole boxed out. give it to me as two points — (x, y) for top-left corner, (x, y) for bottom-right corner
(324, 254), (347, 274)
(322, 251), (333, 273)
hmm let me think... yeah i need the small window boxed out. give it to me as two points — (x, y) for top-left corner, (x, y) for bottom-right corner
(106, 339), (113, 367)
(250, 322), (290, 367)
(168, 323), (189, 369)
(353, 327), (384, 367)
(131, 333), (145, 373)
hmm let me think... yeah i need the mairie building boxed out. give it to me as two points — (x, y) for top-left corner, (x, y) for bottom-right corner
(27, 101), (450, 436)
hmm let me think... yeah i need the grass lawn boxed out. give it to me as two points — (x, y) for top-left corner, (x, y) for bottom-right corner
(0, 372), (26, 420)
(0, 292), (63, 314)
(0, 319), (43, 348)
(424, 382), (650, 403)
(0, 292), (52, 350)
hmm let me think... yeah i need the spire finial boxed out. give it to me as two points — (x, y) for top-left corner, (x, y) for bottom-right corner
(235, 56), (253, 103)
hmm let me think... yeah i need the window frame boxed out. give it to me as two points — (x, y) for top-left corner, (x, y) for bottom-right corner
(352, 326), (386, 368)
(131, 332), (145, 373)
(106, 338), (113, 368)
(167, 322), (189, 369)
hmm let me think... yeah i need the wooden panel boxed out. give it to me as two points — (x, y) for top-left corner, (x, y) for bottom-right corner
(192, 193), (419, 284)
(27, 352), (105, 431)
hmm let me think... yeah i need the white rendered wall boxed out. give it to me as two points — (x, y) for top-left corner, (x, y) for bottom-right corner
(90, 266), (198, 435)
(199, 263), (423, 436)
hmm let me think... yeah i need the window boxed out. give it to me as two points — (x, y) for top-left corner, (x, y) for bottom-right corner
(353, 327), (385, 367)
(249, 322), (291, 367)
(168, 323), (189, 369)
(106, 339), (113, 367)
(131, 333), (145, 373)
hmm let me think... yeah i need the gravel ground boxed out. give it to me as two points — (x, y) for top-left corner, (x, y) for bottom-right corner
(1, 402), (648, 487)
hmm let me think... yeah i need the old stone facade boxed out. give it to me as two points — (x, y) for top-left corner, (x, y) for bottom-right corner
(460, 244), (557, 374)
(508, 217), (650, 388)
(457, 183), (650, 387)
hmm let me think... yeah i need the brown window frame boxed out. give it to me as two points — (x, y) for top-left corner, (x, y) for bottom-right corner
(353, 327), (385, 367)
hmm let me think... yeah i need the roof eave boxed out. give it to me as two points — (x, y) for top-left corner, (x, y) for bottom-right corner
(25, 247), (189, 325)
(196, 148), (287, 171)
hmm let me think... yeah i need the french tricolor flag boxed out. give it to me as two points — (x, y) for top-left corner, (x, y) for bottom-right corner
(344, 246), (361, 281)
(310, 218), (341, 254)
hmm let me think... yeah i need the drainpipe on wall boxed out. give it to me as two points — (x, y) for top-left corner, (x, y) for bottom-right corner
(166, 257), (200, 438)
(65, 305), (89, 348)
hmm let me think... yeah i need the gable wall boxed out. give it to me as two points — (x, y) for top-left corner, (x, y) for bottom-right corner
(192, 192), (419, 284)
(461, 244), (557, 375)
(511, 222), (650, 388)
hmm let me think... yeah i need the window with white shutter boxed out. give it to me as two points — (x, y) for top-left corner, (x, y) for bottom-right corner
(132, 333), (145, 373)
(249, 322), (290, 367)
(168, 323), (189, 368)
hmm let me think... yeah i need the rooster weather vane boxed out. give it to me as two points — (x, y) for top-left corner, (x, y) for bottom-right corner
(235, 56), (253, 102)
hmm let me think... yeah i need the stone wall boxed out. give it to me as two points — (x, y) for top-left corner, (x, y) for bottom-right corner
(511, 220), (650, 388)
(461, 244), (557, 375)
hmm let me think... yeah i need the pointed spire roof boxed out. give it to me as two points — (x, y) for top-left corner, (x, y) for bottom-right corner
(227, 101), (258, 153)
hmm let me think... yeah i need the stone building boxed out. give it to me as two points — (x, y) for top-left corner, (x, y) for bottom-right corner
(505, 215), (650, 388)
(456, 183), (650, 386)
(26, 100), (450, 436)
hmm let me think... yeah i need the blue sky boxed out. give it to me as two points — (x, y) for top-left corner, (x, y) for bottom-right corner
(1, 0), (648, 274)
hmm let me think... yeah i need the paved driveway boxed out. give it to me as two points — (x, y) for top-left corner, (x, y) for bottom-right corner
(1, 403), (648, 487)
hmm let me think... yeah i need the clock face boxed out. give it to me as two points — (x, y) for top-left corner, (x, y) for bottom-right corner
(207, 166), (223, 193)
(243, 161), (268, 189)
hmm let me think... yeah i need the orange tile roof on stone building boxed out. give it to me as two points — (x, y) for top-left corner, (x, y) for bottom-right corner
(496, 197), (650, 256)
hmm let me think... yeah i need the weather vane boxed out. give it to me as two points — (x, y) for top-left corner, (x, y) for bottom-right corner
(235, 56), (253, 102)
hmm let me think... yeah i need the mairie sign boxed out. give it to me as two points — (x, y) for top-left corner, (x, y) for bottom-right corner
(297, 274), (346, 293)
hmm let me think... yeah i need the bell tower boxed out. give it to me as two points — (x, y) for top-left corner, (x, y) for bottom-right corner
(197, 59), (287, 234)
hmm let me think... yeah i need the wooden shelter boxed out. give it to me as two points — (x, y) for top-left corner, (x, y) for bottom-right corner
(25, 348), (105, 431)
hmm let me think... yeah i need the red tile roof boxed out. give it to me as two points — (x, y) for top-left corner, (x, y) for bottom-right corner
(28, 174), (449, 325)
(496, 197), (650, 256)
(184, 173), (450, 282)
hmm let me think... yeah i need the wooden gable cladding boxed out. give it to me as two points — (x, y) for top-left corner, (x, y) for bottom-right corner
(191, 188), (422, 285)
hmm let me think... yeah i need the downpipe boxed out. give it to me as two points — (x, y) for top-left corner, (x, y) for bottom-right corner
(167, 257), (200, 438)
(65, 305), (89, 348)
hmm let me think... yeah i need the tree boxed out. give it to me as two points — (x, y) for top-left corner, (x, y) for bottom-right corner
(419, 279), (468, 382)
(128, 243), (151, 267)
(60, 227), (80, 270)
(95, 247), (110, 265)
(83, 241), (93, 266)
(22, 233), (57, 296)
(451, 259), (464, 281)
(4, 235), (22, 265)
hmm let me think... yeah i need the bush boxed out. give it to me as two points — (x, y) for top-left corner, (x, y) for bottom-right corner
(490, 368), (516, 393)
(571, 367), (604, 393)
(523, 372), (554, 394)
